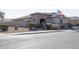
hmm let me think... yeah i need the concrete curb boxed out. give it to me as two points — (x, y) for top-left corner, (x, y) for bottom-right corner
(10, 30), (64, 35)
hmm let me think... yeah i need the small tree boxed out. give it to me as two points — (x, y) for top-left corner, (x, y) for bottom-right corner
(28, 22), (37, 30)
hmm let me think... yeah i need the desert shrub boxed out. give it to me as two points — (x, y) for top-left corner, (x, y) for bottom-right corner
(0, 25), (8, 31)
(51, 24), (61, 30)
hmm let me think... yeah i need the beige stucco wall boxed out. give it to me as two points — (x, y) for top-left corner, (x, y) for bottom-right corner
(30, 13), (65, 24)
(30, 14), (51, 23)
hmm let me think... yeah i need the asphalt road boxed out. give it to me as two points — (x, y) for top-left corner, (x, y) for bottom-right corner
(0, 30), (79, 49)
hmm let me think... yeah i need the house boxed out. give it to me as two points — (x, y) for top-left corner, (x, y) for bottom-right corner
(66, 17), (79, 25)
(29, 12), (52, 23)
(29, 11), (65, 24)
(11, 16), (30, 27)
(0, 18), (12, 25)
(9, 11), (66, 28)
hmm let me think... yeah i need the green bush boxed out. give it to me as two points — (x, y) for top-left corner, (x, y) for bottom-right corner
(28, 22), (37, 30)
(0, 25), (8, 31)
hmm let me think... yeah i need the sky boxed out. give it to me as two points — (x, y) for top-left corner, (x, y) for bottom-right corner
(1, 9), (79, 19)
(0, 0), (79, 19)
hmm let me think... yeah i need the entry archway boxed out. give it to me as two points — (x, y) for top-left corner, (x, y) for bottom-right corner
(40, 18), (46, 30)
(40, 18), (46, 24)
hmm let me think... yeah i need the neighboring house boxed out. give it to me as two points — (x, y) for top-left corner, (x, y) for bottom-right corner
(0, 18), (12, 25)
(11, 16), (30, 27)
(64, 17), (79, 25)
(12, 19), (29, 27)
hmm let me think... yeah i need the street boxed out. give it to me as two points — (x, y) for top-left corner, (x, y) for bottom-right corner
(0, 30), (79, 49)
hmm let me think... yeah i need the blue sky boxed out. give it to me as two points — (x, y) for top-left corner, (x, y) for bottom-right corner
(1, 9), (79, 19)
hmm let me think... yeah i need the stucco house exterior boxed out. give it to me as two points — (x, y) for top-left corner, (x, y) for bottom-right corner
(7, 11), (79, 28)
(10, 16), (30, 27)
(10, 11), (66, 27)
(65, 17), (79, 24)
(29, 11), (65, 24)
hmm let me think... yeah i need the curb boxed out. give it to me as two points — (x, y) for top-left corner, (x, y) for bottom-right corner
(10, 30), (63, 35)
